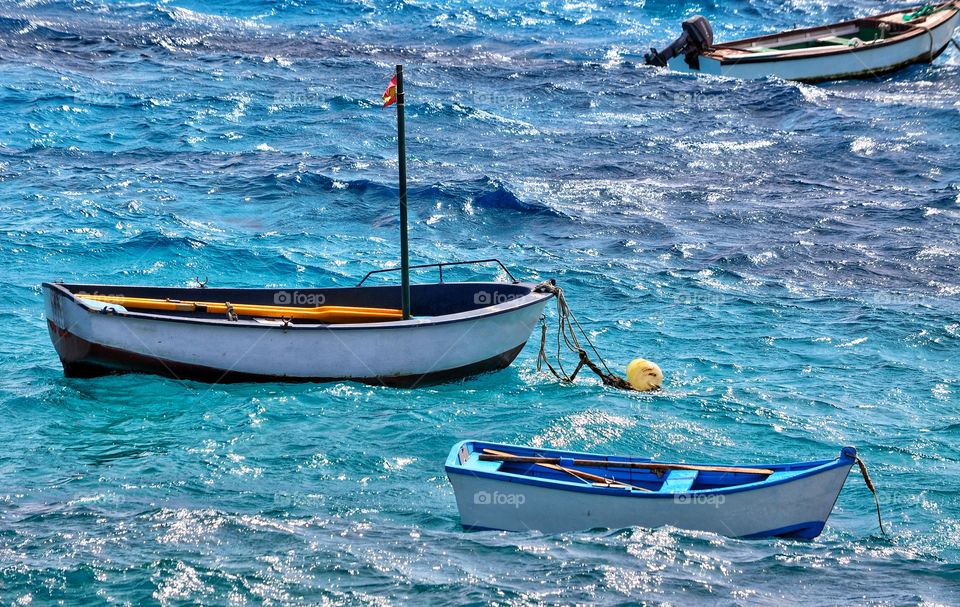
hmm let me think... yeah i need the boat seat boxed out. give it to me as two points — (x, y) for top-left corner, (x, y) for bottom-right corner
(466, 451), (504, 472)
(817, 36), (863, 46)
(658, 469), (698, 493)
(764, 470), (801, 482)
(76, 297), (129, 314)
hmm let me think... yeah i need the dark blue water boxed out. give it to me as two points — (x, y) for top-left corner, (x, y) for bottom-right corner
(1, 0), (959, 604)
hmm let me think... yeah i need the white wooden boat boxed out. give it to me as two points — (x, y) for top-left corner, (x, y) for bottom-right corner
(645, 3), (960, 82)
(43, 70), (560, 387)
(446, 441), (858, 538)
(43, 262), (553, 386)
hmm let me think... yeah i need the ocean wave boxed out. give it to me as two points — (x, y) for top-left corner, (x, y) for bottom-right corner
(263, 173), (561, 217)
(2, 0), (960, 603)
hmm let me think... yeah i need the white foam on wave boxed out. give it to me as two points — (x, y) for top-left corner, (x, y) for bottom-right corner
(530, 409), (636, 449)
(916, 245), (959, 260)
(673, 139), (775, 154)
(160, 5), (266, 31)
(836, 337), (867, 348)
(851, 136), (875, 155)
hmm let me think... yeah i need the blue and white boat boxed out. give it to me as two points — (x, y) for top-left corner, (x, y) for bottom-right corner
(446, 441), (858, 538)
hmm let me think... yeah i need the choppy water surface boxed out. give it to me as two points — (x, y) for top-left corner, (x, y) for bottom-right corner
(1, 0), (959, 604)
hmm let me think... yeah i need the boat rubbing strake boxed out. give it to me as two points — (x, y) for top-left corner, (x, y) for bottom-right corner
(646, 2), (960, 82)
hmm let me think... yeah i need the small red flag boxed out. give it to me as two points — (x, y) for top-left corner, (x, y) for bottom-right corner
(382, 75), (397, 108)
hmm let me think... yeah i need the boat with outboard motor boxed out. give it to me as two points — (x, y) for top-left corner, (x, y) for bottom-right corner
(645, 2), (960, 82)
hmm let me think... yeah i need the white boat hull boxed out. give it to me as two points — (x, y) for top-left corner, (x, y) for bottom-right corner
(450, 465), (850, 537)
(44, 282), (552, 386)
(666, 7), (960, 82)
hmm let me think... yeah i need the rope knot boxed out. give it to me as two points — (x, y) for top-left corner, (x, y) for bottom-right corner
(536, 282), (638, 391)
(534, 279), (559, 295)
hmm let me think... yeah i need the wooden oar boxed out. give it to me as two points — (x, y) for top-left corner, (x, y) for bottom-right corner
(479, 453), (774, 476)
(483, 449), (650, 491)
(79, 294), (403, 324)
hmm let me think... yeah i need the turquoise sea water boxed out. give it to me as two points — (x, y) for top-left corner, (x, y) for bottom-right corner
(1, 0), (959, 604)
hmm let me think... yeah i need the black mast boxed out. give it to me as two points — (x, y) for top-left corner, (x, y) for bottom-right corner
(396, 64), (411, 320)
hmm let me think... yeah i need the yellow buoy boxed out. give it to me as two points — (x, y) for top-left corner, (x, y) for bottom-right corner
(626, 358), (663, 392)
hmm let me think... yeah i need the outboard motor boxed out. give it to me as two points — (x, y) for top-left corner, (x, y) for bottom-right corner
(644, 16), (714, 70)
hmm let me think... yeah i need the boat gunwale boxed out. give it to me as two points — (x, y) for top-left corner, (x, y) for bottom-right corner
(706, 4), (959, 65)
(445, 440), (856, 499)
(43, 280), (555, 331)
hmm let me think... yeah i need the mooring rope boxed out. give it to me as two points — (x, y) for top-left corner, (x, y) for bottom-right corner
(534, 280), (635, 391)
(852, 454), (888, 535)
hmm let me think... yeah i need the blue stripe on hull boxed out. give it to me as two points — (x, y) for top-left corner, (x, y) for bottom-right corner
(743, 521), (826, 540)
(462, 520), (828, 539)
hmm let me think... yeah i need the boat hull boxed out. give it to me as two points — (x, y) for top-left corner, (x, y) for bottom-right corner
(446, 442), (855, 538)
(667, 6), (960, 82)
(44, 282), (552, 386)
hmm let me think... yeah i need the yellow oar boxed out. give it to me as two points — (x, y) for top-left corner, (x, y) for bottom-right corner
(80, 294), (404, 324)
